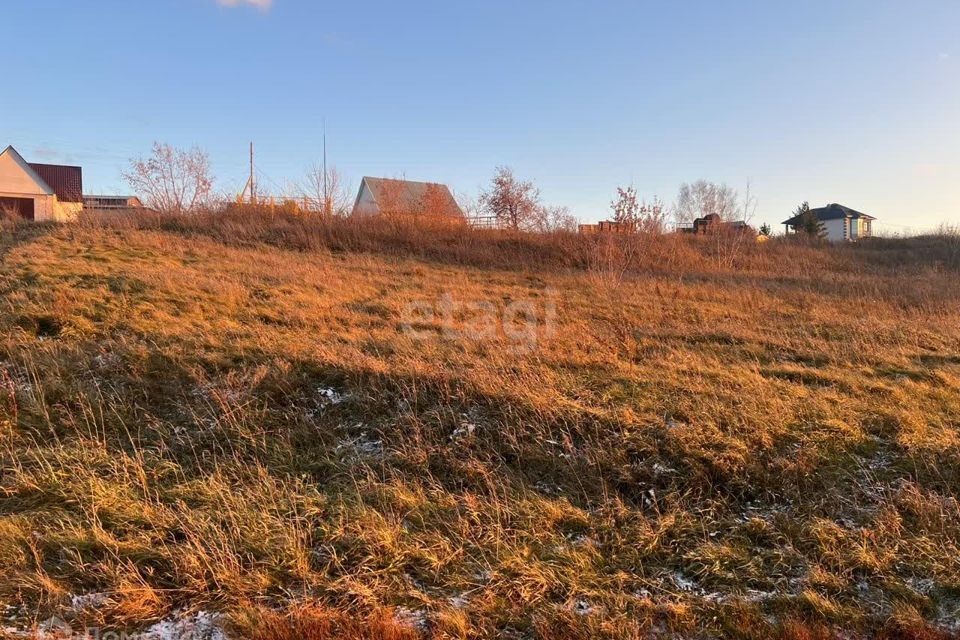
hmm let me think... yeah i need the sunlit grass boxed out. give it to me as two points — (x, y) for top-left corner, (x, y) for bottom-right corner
(0, 213), (958, 638)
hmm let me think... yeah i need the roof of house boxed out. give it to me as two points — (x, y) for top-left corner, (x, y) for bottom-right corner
(357, 177), (462, 216)
(1, 146), (84, 203)
(28, 162), (83, 203)
(0, 146), (55, 196)
(782, 203), (876, 225)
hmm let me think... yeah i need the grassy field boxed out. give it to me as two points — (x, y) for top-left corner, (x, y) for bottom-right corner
(1, 213), (959, 639)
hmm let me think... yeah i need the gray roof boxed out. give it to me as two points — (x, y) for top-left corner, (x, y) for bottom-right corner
(359, 177), (462, 216)
(782, 203), (876, 226)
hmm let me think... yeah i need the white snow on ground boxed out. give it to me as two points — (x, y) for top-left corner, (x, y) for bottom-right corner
(671, 572), (702, 594)
(335, 431), (383, 460)
(448, 594), (470, 609)
(571, 599), (594, 616)
(393, 607), (429, 631)
(70, 592), (111, 611)
(0, 610), (228, 640)
(450, 421), (476, 440)
(134, 611), (227, 640)
(318, 387), (346, 406)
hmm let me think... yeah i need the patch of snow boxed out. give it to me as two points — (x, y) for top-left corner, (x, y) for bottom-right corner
(318, 387), (346, 406)
(566, 533), (594, 548)
(450, 421), (476, 440)
(335, 432), (383, 460)
(0, 363), (32, 395)
(934, 597), (960, 633)
(135, 610), (227, 640)
(643, 488), (657, 508)
(671, 572), (703, 595)
(93, 352), (121, 370)
(533, 480), (562, 495)
(473, 569), (493, 583)
(448, 594), (470, 609)
(743, 589), (777, 603)
(571, 599), (594, 616)
(70, 592), (110, 611)
(652, 463), (675, 476)
(906, 577), (936, 596)
(393, 607), (429, 632)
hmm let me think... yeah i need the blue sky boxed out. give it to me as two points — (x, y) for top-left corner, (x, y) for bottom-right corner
(3, 0), (959, 231)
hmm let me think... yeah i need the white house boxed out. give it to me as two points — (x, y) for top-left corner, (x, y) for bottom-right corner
(783, 203), (875, 242)
(0, 146), (84, 222)
(352, 176), (462, 218)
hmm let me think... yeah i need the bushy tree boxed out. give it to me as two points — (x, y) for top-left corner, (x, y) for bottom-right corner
(759, 222), (771, 236)
(479, 167), (541, 230)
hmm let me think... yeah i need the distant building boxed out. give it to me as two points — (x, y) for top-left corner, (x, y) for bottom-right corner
(84, 195), (144, 211)
(679, 213), (753, 235)
(578, 220), (634, 234)
(0, 146), (83, 221)
(782, 203), (875, 242)
(352, 177), (463, 218)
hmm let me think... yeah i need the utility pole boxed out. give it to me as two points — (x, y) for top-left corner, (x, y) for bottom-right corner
(249, 142), (256, 204)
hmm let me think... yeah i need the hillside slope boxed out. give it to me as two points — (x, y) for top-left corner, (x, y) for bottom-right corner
(1, 218), (959, 639)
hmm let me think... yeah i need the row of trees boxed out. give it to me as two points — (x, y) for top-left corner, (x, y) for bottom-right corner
(125, 143), (831, 238)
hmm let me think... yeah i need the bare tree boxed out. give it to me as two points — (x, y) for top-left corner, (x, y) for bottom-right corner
(706, 183), (759, 269)
(301, 164), (352, 216)
(479, 167), (541, 231)
(673, 180), (739, 224)
(533, 205), (578, 232)
(123, 143), (214, 214)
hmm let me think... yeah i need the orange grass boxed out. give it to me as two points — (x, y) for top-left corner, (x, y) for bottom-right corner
(0, 213), (958, 638)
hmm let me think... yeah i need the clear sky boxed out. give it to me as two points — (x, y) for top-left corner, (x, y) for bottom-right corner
(4, 0), (959, 232)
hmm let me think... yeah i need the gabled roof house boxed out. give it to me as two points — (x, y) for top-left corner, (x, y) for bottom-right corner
(782, 203), (875, 242)
(352, 177), (463, 218)
(0, 146), (84, 221)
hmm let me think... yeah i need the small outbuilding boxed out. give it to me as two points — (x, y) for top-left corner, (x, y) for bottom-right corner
(84, 195), (144, 211)
(0, 146), (83, 221)
(352, 177), (463, 218)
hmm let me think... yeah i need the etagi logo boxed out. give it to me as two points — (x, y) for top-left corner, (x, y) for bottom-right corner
(401, 289), (559, 352)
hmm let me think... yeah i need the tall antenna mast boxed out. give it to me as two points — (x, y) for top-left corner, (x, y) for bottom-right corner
(322, 119), (328, 214)
(249, 141), (256, 204)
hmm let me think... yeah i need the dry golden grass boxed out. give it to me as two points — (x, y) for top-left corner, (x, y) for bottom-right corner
(0, 212), (959, 638)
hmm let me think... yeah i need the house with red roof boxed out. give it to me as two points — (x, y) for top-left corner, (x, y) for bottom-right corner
(0, 145), (84, 221)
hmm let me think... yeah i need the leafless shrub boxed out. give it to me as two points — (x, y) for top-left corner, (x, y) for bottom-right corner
(533, 205), (578, 233)
(300, 164), (352, 216)
(611, 186), (668, 233)
(123, 142), (215, 214)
